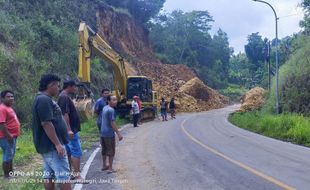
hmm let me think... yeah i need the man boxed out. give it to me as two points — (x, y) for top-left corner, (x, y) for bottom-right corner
(94, 89), (110, 132)
(0, 90), (20, 179)
(31, 74), (71, 190)
(169, 97), (176, 119)
(131, 96), (140, 128)
(58, 80), (83, 181)
(100, 95), (123, 173)
(160, 97), (168, 121)
(137, 96), (142, 125)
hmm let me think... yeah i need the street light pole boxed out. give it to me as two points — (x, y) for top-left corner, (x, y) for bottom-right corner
(253, 0), (279, 114)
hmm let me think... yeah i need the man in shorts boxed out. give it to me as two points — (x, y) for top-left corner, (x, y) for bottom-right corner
(100, 95), (123, 173)
(0, 90), (20, 179)
(58, 80), (83, 181)
(31, 74), (71, 190)
(94, 89), (110, 132)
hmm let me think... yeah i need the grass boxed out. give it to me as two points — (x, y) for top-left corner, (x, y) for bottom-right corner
(79, 116), (129, 149)
(0, 116), (128, 189)
(229, 111), (310, 147)
(219, 84), (248, 102)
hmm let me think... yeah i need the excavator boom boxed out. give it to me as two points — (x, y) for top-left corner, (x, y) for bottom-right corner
(78, 22), (127, 98)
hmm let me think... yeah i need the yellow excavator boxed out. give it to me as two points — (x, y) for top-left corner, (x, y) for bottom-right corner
(74, 22), (157, 121)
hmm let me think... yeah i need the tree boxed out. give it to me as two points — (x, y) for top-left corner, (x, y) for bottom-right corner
(106, 0), (165, 24)
(149, 10), (232, 88)
(229, 53), (251, 87)
(245, 33), (265, 71)
(300, 0), (310, 35)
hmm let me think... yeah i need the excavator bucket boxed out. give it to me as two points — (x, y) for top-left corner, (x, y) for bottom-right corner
(74, 98), (94, 122)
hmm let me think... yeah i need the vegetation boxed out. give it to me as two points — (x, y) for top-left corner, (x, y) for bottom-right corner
(230, 111), (310, 147)
(0, 0), (106, 125)
(106, 0), (165, 25)
(301, 0), (310, 35)
(219, 84), (248, 102)
(263, 35), (310, 115)
(228, 32), (298, 89)
(149, 10), (232, 89)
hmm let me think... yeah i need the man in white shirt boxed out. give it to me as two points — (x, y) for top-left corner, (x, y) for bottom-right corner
(131, 96), (140, 128)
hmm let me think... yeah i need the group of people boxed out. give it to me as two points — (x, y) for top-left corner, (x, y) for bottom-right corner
(160, 97), (176, 121)
(0, 73), (177, 190)
(31, 74), (86, 190)
(0, 74), (123, 190)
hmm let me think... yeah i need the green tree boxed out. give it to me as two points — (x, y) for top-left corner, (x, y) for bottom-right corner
(300, 0), (310, 35)
(245, 32), (265, 71)
(244, 32), (268, 87)
(106, 0), (165, 24)
(229, 53), (251, 87)
(149, 10), (232, 88)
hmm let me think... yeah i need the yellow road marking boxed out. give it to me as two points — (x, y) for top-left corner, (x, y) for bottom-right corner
(181, 119), (296, 190)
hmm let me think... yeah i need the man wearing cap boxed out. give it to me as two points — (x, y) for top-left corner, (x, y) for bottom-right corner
(131, 96), (140, 128)
(58, 80), (83, 181)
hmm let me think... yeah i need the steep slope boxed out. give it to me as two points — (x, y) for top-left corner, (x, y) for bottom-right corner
(97, 5), (229, 112)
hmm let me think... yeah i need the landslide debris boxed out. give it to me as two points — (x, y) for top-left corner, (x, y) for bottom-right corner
(97, 5), (229, 112)
(136, 62), (229, 112)
(239, 87), (266, 112)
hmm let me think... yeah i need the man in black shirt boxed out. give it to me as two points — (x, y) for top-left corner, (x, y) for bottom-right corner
(31, 74), (71, 190)
(58, 80), (83, 181)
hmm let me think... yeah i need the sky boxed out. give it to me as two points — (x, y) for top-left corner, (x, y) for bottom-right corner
(163, 0), (304, 53)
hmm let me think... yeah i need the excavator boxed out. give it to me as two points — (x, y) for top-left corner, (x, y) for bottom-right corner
(74, 22), (157, 121)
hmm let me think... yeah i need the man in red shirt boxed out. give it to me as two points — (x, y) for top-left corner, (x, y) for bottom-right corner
(0, 90), (20, 178)
(137, 96), (142, 125)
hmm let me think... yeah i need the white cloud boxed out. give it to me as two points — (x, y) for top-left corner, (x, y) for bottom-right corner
(163, 0), (304, 53)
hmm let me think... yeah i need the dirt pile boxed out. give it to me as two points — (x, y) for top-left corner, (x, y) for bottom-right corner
(239, 87), (266, 112)
(136, 62), (229, 112)
(97, 5), (229, 112)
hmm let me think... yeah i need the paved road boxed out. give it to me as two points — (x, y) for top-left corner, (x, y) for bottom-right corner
(80, 105), (310, 190)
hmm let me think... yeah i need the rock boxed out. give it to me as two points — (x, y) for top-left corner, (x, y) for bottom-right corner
(136, 62), (229, 112)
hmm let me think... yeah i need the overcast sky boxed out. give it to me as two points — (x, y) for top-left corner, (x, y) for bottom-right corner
(163, 0), (304, 53)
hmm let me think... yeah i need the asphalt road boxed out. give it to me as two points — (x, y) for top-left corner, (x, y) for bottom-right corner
(80, 105), (310, 190)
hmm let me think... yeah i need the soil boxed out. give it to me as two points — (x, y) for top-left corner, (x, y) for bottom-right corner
(239, 87), (266, 112)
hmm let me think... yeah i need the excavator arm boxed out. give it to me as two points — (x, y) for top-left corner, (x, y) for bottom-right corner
(77, 21), (157, 121)
(78, 22), (128, 99)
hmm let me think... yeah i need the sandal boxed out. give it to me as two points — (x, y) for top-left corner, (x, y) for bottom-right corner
(101, 166), (109, 171)
(106, 170), (117, 174)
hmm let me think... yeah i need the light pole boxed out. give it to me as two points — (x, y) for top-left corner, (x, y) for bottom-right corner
(252, 0), (279, 114)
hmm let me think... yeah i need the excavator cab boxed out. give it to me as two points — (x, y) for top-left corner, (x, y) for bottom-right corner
(116, 76), (157, 120)
(127, 76), (153, 102)
(125, 76), (157, 120)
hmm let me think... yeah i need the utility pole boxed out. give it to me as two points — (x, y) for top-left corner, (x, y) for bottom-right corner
(267, 41), (271, 91)
(252, 0), (279, 114)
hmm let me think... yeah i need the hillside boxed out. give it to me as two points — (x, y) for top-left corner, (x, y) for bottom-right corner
(97, 5), (229, 111)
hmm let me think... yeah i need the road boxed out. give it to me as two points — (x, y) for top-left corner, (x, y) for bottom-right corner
(80, 105), (310, 190)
